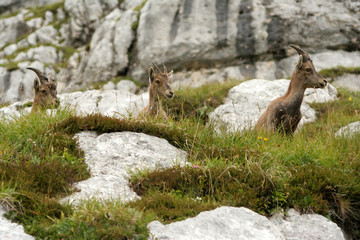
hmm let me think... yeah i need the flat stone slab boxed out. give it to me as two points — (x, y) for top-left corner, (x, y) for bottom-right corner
(62, 131), (188, 204)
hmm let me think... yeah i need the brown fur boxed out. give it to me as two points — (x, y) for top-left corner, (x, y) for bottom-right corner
(140, 64), (174, 119)
(27, 67), (59, 111)
(255, 45), (327, 136)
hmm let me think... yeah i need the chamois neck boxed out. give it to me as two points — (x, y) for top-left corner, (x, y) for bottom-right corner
(148, 86), (162, 113)
(284, 72), (306, 107)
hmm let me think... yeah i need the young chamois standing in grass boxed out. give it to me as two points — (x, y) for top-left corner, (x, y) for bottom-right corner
(255, 45), (327, 136)
(140, 64), (174, 119)
(27, 67), (59, 112)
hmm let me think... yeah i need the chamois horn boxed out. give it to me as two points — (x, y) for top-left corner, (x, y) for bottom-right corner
(289, 44), (311, 62)
(27, 67), (48, 84)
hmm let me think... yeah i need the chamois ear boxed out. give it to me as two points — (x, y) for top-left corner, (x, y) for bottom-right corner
(34, 78), (40, 92)
(167, 70), (173, 81)
(148, 67), (155, 84)
(295, 55), (303, 73)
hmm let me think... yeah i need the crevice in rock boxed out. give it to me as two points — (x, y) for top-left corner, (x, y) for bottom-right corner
(236, 0), (255, 61)
(215, 0), (229, 48)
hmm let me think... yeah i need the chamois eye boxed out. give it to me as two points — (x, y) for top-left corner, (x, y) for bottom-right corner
(306, 68), (312, 72)
(41, 89), (46, 94)
(156, 80), (160, 85)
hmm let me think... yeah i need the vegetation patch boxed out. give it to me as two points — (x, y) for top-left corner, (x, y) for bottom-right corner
(319, 66), (360, 81)
(24, 1), (65, 22)
(0, 82), (359, 239)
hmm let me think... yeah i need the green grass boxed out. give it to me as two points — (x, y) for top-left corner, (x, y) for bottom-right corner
(24, 1), (65, 22)
(319, 66), (360, 81)
(0, 82), (359, 239)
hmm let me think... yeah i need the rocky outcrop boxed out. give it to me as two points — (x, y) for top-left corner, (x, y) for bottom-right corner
(332, 74), (360, 92)
(62, 131), (188, 204)
(335, 121), (360, 137)
(0, 206), (34, 240)
(148, 207), (345, 240)
(78, 8), (138, 85)
(64, 0), (118, 46)
(209, 79), (337, 132)
(270, 209), (346, 240)
(129, 0), (360, 80)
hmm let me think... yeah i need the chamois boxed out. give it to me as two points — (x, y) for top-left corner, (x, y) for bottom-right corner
(255, 45), (327, 136)
(27, 67), (59, 111)
(140, 64), (174, 119)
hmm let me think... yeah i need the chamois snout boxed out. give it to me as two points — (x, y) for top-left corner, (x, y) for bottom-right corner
(166, 90), (174, 99)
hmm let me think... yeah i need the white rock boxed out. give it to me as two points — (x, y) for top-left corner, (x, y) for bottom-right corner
(335, 121), (360, 137)
(4, 44), (17, 56)
(26, 17), (43, 29)
(116, 80), (138, 93)
(148, 207), (285, 240)
(102, 81), (116, 91)
(59, 89), (148, 118)
(44, 11), (54, 25)
(0, 206), (34, 240)
(62, 131), (188, 204)
(270, 209), (345, 240)
(14, 46), (59, 64)
(332, 74), (360, 92)
(209, 79), (336, 132)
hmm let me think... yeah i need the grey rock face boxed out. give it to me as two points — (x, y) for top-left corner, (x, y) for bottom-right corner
(332, 74), (360, 92)
(208, 79), (337, 132)
(80, 9), (138, 84)
(0, 12), (30, 49)
(335, 121), (360, 137)
(64, 0), (118, 46)
(130, 0), (360, 80)
(270, 209), (345, 240)
(148, 207), (345, 240)
(148, 206), (285, 240)
(0, 206), (34, 240)
(63, 131), (188, 204)
(0, 0), (62, 15)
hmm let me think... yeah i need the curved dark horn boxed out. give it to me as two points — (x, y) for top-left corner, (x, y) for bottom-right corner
(152, 62), (161, 73)
(289, 44), (310, 61)
(163, 64), (167, 73)
(27, 67), (47, 83)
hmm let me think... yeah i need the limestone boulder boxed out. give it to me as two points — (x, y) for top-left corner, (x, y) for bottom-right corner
(270, 209), (345, 240)
(335, 121), (360, 137)
(332, 74), (360, 92)
(116, 80), (138, 93)
(62, 131), (188, 204)
(0, 206), (34, 240)
(148, 207), (345, 240)
(208, 79), (337, 132)
(59, 89), (148, 118)
(148, 207), (285, 240)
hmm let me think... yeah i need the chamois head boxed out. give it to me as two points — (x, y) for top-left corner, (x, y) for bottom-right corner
(148, 63), (174, 99)
(289, 44), (327, 89)
(27, 67), (59, 111)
